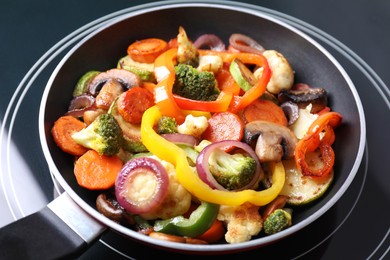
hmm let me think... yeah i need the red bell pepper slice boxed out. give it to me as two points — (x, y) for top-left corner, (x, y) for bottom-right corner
(295, 112), (342, 177)
(198, 50), (271, 113)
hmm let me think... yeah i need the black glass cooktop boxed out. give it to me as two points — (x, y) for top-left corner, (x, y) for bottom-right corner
(1, 0), (389, 259)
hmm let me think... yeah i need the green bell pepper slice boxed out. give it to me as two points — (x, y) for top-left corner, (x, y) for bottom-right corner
(153, 201), (220, 237)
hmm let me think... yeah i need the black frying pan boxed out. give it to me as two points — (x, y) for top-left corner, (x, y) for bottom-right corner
(0, 1), (366, 259)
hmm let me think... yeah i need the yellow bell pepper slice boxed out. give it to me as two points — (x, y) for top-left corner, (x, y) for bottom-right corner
(141, 105), (285, 206)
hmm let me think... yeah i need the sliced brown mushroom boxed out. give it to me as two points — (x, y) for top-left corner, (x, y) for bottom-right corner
(280, 101), (299, 125)
(278, 87), (327, 113)
(88, 68), (141, 96)
(95, 79), (124, 110)
(244, 120), (298, 162)
(96, 192), (125, 223)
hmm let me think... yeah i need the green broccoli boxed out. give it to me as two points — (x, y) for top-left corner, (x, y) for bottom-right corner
(173, 64), (220, 101)
(72, 113), (123, 156)
(157, 116), (178, 134)
(208, 149), (257, 190)
(263, 208), (292, 235)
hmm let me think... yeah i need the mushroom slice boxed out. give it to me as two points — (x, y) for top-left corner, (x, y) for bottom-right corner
(96, 192), (125, 223)
(88, 68), (142, 96)
(95, 79), (124, 110)
(278, 87), (327, 113)
(244, 121), (298, 162)
(280, 101), (299, 125)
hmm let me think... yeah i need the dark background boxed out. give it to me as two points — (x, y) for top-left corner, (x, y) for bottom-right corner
(1, 0), (389, 259)
(1, 0), (389, 115)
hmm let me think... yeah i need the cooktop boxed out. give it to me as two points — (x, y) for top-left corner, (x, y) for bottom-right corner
(1, 0), (389, 259)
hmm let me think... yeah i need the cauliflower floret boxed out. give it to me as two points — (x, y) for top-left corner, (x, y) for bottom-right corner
(177, 114), (209, 138)
(290, 104), (319, 139)
(140, 156), (192, 220)
(197, 55), (223, 74)
(254, 50), (294, 94)
(217, 203), (263, 244)
(194, 139), (212, 153)
(177, 26), (198, 66)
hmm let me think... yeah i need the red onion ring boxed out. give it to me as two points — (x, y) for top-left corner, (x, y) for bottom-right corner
(229, 33), (265, 54)
(68, 93), (95, 111)
(66, 94), (96, 117)
(194, 34), (226, 51)
(161, 133), (198, 146)
(196, 140), (263, 191)
(115, 157), (169, 214)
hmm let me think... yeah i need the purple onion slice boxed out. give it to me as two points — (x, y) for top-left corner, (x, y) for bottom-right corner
(115, 157), (169, 214)
(196, 140), (262, 191)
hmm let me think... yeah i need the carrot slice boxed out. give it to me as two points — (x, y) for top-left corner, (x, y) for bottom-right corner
(51, 115), (88, 156)
(74, 150), (123, 190)
(202, 111), (244, 151)
(261, 195), (288, 220)
(242, 99), (288, 126)
(196, 219), (225, 243)
(127, 38), (169, 63)
(117, 87), (155, 124)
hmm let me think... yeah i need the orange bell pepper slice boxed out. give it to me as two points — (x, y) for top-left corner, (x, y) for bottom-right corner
(153, 48), (185, 123)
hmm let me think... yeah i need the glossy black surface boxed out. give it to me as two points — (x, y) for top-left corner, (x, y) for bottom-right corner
(1, 0), (389, 259)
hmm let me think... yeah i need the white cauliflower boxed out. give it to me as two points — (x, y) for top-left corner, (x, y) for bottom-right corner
(290, 104), (318, 139)
(140, 156), (192, 220)
(194, 139), (212, 153)
(197, 55), (223, 74)
(177, 114), (209, 138)
(254, 50), (294, 94)
(217, 203), (263, 244)
(177, 26), (198, 65)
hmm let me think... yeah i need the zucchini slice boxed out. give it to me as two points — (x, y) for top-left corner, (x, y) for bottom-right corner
(280, 158), (333, 206)
(229, 58), (257, 92)
(117, 55), (155, 82)
(73, 70), (100, 97)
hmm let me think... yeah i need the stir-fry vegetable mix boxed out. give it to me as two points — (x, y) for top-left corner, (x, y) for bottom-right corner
(51, 26), (343, 244)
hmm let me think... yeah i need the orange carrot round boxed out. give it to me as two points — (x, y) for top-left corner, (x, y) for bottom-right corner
(51, 115), (88, 156)
(202, 111), (244, 151)
(242, 99), (287, 126)
(74, 150), (123, 190)
(127, 38), (169, 63)
(117, 87), (155, 124)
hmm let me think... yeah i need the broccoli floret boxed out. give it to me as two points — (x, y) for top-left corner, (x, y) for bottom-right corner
(173, 64), (220, 101)
(208, 149), (257, 190)
(263, 208), (292, 235)
(72, 113), (123, 156)
(157, 116), (178, 134)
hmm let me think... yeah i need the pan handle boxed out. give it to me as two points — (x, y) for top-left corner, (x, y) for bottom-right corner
(0, 192), (106, 259)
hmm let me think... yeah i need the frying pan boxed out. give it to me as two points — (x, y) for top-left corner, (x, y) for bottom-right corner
(0, 1), (366, 259)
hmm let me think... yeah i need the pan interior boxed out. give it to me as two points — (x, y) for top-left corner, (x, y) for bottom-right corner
(40, 4), (364, 252)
